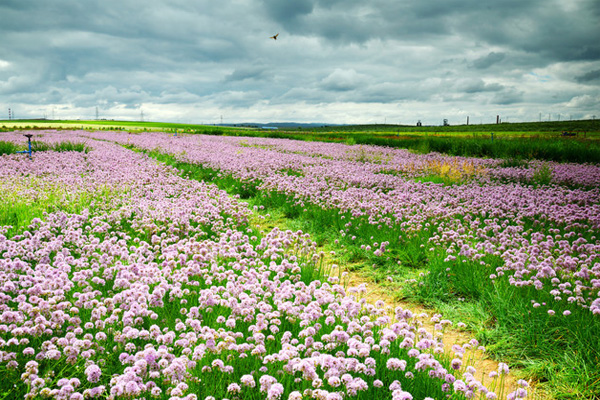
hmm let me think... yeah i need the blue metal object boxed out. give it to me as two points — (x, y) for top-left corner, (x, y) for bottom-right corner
(16, 134), (33, 159)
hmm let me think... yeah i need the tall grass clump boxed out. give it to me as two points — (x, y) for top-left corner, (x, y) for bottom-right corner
(51, 140), (91, 153)
(531, 163), (553, 186)
(30, 140), (52, 152)
(0, 140), (19, 155)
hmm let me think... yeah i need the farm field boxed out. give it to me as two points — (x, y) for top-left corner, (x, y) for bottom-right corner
(1, 129), (599, 400)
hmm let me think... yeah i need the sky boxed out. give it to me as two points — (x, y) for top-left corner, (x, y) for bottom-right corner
(1, 0), (599, 125)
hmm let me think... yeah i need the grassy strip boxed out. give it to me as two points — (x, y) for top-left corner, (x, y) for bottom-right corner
(136, 146), (600, 399)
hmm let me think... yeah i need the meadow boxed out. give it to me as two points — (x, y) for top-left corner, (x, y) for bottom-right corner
(0, 128), (599, 399)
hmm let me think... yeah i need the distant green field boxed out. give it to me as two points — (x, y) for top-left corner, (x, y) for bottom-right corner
(2, 118), (599, 135)
(2, 118), (600, 163)
(2, 118), (599, 134)
(0, 119), (243, 133)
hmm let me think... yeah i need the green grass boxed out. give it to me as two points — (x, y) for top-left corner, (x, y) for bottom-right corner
(50, 140), (91, 153)
(0, 141), (19, 155)
(408, 250), (600, 399)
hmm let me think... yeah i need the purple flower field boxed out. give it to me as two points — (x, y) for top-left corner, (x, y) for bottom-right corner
(2, 130), (599, 399)
(84, 130), (600, 316)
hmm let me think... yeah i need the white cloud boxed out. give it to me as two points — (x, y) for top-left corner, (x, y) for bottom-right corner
(320, 69), (366, 91)
(565, 94), (599, 108)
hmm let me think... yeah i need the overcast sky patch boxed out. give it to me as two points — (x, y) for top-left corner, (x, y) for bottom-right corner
(0, 0), (599, 124)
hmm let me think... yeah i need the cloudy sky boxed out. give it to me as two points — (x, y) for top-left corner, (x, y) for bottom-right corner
(1, 0), (599, 125)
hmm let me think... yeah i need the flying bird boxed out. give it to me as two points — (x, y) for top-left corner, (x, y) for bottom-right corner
(270, 33), (279, 40)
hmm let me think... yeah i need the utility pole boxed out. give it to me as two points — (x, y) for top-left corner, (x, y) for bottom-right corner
(466, 116), (469, 125)
(8, 108), (11, 120)
(140, 109), (144, 122)
(96, 107), (99, 120)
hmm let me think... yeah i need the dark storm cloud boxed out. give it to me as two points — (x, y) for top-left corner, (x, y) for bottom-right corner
(262, 0), (314, 24)
(471, 53), (506, 70)
(456, 79), (504, 94)
(1, 0), (599, 123)
(576, 70), (600, 84)
(224, 64), (269, 83)
(491, 88), (524, 105)
(261, 0), (600, 64)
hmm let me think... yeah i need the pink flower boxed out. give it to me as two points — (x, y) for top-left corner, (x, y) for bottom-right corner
(240, 374), (256, 388)
(85, 364), (101, 383)
(267, 383), (284, 399)
(227, 383), (241, 393)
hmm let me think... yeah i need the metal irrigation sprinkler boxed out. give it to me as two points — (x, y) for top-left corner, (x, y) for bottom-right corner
(16, 134), (34, 159)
